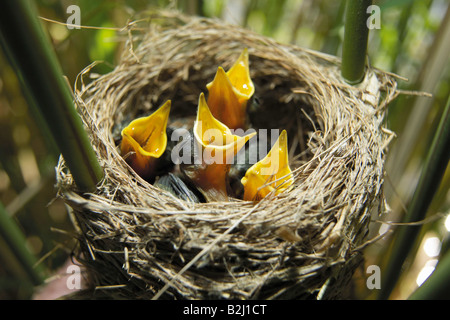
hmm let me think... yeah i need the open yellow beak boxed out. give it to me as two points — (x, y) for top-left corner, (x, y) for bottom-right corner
(120, 100), (171, 180)
(184, 93), (256, 202)
(241, 130), (293, 201)
(206, 48), (254, 130)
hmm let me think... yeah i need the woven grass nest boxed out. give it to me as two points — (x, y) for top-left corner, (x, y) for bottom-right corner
(56, 11), (399, 300)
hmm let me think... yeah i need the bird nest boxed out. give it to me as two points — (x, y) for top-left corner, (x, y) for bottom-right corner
(56, 11), (399, 299)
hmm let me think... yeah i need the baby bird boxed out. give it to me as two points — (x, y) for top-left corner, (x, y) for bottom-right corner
(206, 48), (254, 130)
(120, 100), (172, 182)
(180, 93), (256, 202)
(154, 173), (201, 203)
(241, 130), (293, 201)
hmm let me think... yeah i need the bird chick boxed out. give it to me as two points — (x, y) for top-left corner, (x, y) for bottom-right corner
(180, 93), (256, 202)
(206, 48), (254, 130)
(241, 130), (293, 201)
(120, 100), (171, 182)
(154, 173), (201, 203)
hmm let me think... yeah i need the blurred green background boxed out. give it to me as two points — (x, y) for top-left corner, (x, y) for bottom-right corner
(0, 0), (448, 299)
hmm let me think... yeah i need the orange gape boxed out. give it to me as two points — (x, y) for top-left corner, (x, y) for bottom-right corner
(181, 93), (256, 202)
(206, 48), (254, 130)
(120, 100), (171, 180)
(241, 130), (293, 201)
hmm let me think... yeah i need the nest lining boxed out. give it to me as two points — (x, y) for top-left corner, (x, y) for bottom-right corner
(56, 11), (398, 299)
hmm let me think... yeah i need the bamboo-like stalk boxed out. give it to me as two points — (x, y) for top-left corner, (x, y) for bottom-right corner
(408, 250), (450, 300)
(0, 202), (44, 286)
(0, 0), (103, 193)
(341, 0), (372, 84)
(378, 95), (450, 299)
(386, 6), (450, 195)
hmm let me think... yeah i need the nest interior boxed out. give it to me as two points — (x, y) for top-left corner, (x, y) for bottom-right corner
(56, 11), (399, 300)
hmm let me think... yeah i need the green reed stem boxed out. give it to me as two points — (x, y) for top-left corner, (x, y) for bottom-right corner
(0, 0), (103, 193)
(0, 202), (44, 286)
(379, 95), (450, 299)
(341, 0), (372, 84)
